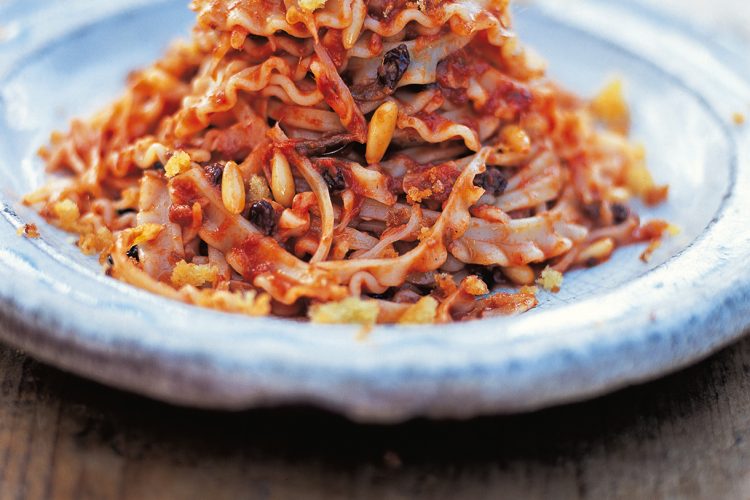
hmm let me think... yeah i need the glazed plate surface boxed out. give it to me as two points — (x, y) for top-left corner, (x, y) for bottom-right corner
(0, 0), (748, 422)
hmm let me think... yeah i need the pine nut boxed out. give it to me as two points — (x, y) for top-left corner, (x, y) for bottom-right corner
(366, 101), (398, 164)
(271, 151), (295, 208)
(221, 161), (246, 215)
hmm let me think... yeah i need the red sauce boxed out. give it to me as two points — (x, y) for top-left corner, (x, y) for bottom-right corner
(168, 204), (194, 226)
(480, 77), (534, 120)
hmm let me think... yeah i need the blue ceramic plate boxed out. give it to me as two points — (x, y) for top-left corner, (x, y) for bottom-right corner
(0, 0), (749, 422)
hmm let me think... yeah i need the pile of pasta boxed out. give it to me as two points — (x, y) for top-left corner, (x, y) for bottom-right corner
(26, 0), (670, 324)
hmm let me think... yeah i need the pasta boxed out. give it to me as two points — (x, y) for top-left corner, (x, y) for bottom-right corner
(26, 0), (671, 324)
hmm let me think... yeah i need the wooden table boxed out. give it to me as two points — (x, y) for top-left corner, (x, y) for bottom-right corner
(1, 334), (750, 499)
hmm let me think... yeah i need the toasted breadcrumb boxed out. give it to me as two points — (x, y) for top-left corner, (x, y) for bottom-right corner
(79, 227), (114, 256)
(733, 112), (746, 125)
(164, 150), (191, 178)
(407, 186), (433, 204)
(131, 223), (164, 245)
(298, 0), (326, 12)
(463, 276), (489, 296)
(309, 297), (379, 325)
(171, 260), (218, 288)
(398, 296), (438, 324)
(186, 288), (271, 316)
(591, 79), (630, 134)
(16, 223), (40, 238)
(52, 200), (80, 230)
(247, 174), (271, 202)
(537, 267), (563, 292)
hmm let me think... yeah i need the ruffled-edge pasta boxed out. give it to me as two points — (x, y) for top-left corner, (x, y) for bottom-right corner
(26, 0), (671, 324)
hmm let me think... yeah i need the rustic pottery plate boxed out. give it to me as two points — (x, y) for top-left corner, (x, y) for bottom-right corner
(0, 0), (749, 422)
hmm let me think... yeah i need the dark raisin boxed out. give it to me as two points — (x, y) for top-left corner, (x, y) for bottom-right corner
(611, 203), (630, 224)
(248, 200), (276, 236)
(585, 257), (599, 268)
(151, 162), (165, 172)
(127, 245), (139, 261)
(322, 168), (346, 192)
(582, 202), (601, 221)
(106, 255), (114, 266)
(203, 163), (224, 186)
(370, 288), (395, 300)
(377, 44), (410, 91)
(473, 168), (508, 196)
(198, 240), (209, 256)
(116, 208), (136, 215)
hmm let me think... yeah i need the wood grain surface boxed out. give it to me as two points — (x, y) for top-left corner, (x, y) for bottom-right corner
(0, 334), (750, 499)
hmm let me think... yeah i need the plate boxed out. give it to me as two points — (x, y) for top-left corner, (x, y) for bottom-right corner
(0, 0), (749, 422)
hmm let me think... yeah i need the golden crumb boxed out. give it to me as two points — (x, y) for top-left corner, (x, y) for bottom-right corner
(407, 186), (433, 204)
(188, 288), (271, 316)
(463, 276), (489, 296)
(171, 260), (218, 288)
(52, 200), (80, 230)
(298, 0), (326, 11)
(398, 296), (438, 324)
(16, 223), (40, 238)
(131, 223), (164, 246)
(591, 79), (630, 134)
(733, 112), (746, 125)
(520, 285), (539, 296)
(537, 267), (563, 292)
(309, 297), (380, 325)
(164, 150), (191, 178)
(247, 174), (271, 202)
(79, 227), (114, 256)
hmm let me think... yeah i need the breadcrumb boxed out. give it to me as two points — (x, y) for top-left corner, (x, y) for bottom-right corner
(733, 112), (746, 125)
(164, 150), (191, 178)
(407, 186), (433, 204)
(309, 297), (379, 325)
(131, 223), (164, 245)
(298, 0), (326, 11)
(16, 223), (40, 238)
(186, 288), (271, 316)
(52, 199), (80, 230)
(247, 174), (271, 202)
(398, 296), (438, 324)
(537, 267), (563, 292)
(462, 276), (489, 296)
(79, 227), (114, 256)
(171, 260), (218, 288)
(591, 79), (630, 134)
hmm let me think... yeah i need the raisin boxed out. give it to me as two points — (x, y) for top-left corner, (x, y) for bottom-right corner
(473, 168), (508, 196)
(611, 203), (630, 224)
(322, 168), (346, 192)
(582, 202), (601, 221)
(370, 288), (395, 300)
(248, 200), (276, 236)
(151, 162), (165, 172)
(127, 245), (139, 261)
(203, 163), (224, 186)
(377, 44), (410, 91)
(116, 208), (136, 215)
